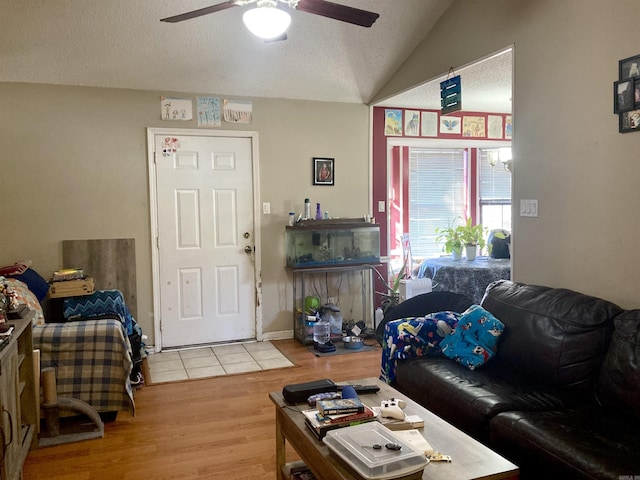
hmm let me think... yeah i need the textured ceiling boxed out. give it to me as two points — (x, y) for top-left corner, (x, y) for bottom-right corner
(0, 0), (511, 111)
(376, 48), (513, 113)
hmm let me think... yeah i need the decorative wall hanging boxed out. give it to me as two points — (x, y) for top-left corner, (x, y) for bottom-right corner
(504, 116), (513, 139)
(161, 137), (181, 157)
(404, 110), (420, 136)
(439, 115), (461, 134)
(440, 68), (462, 114)
(420, 111), (438, 137)
(197, 97), (221, 127)
(614, 54), (640, 133)
(620, 108), (640, 133)
(462, 116), (486, 137)
(223, 100), (253, 124)
(487, 115), (504, 139)
(160, 97), (193, 121)
(384, 109), (403, 136)
(614, 79), (634, 113)
(313, 157), (334, 186)
(619, 54), (640, 79)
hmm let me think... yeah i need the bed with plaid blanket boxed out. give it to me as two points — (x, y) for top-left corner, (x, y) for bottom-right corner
(33, 318), (135, 415)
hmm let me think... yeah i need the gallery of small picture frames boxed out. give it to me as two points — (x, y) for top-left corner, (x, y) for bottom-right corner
(613, 54), (640, 133)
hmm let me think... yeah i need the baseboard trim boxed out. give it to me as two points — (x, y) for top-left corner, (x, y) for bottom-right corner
(147, 330), (294, 353)
(262, 330), (294, 341)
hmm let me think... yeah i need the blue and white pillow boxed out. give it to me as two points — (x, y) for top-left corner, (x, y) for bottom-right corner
(440, 305), (504, 370)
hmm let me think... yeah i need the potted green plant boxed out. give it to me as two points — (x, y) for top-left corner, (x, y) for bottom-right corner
(435, 220), (464, 260)
(368, 256), (408, 313)
(458, 217), (487, 261)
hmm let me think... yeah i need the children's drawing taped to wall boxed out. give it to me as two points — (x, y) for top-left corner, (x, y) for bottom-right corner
(223, 99), (253, 124)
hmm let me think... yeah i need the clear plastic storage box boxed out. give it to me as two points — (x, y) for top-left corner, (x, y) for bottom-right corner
(323, 422), (428, 480)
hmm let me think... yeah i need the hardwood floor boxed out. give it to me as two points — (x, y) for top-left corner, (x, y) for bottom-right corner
(23, 339), (382, 480)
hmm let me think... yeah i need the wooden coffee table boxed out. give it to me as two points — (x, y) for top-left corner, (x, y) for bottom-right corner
(270, 377), (519, 480)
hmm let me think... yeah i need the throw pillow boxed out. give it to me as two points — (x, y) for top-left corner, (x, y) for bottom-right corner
(0, 261), (31, 277)
(440, 304), (504, 370)
(4, 278), (45, 325)
(8, 268), (50, 301)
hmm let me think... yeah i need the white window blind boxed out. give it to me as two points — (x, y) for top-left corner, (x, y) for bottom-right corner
(408, 148), (466, 259)
(479, 149), (512, 202)
(479, 148), (512, 231)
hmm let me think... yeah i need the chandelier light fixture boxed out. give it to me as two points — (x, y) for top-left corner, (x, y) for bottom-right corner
(242, 0), (292, 40)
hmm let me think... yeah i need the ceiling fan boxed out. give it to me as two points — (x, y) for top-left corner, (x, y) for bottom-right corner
(161, 0), (379, 40)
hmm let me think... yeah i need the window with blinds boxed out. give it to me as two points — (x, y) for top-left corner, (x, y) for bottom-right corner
(408, 148), (466, 259)
(479, 148), (512, 232)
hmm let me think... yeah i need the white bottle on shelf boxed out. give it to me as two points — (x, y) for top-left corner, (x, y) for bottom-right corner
(304, 198), (311, 219)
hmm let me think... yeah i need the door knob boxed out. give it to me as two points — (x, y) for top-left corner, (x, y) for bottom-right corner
(243, 232), (251, 239)
(244, 246), (253, 254)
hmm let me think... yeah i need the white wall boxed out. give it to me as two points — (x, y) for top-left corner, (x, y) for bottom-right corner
(375, 0), (639, 308)
(1, 83), (369, 343)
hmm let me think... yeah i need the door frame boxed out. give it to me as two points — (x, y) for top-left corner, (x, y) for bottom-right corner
(146, 127), (263, 352)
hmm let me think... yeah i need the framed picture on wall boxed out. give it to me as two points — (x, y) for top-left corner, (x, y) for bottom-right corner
(313, 157), (334, 186)
(635, 78), (640, 107)
(619, 54), (640, 80)
(619, 109), (640, 133)
(614, 79), (634, 113)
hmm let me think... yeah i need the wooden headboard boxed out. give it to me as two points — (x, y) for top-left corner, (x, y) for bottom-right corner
(62, 238), (137, 318)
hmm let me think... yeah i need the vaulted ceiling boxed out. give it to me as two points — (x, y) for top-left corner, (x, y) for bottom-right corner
(1, 0), (511, 112)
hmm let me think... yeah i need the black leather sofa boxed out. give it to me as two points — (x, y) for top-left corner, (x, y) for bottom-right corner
(390, 280), (640, 479)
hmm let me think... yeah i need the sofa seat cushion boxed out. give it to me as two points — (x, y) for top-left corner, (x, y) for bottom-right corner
(490, 407), (640, 480)
(395, 356), (577, 442)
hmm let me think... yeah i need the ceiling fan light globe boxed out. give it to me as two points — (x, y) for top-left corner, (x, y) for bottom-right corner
(243, 6), (291, 39)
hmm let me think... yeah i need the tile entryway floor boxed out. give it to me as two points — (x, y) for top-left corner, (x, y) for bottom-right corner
(146, 341), (294, 384)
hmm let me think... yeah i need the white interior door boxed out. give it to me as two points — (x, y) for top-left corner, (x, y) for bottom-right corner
(153, 133), (256, 348)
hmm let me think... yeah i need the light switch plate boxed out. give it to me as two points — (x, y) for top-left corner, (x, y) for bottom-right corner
(520, 199), (538, 217)
(378, 201), (386, 213)
(262, 202), (271, 214)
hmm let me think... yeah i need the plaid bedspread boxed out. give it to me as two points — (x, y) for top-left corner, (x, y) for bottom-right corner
(33, 318), (135, 415)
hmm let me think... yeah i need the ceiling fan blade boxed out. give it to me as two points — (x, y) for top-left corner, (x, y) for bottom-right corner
(160, 1), (239, 23)
(295, 0), (379, 27)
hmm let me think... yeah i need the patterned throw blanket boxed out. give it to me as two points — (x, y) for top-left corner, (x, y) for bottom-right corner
(380, 305), (505, 384)
(63, 289), (134, 335)
(380, 311), (461, 384)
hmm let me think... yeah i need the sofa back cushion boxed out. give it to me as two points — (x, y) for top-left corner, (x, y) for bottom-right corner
(481, 280), (623, 394)
(595, 309), (640, 421)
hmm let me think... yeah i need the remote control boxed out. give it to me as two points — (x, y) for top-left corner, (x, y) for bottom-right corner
(343, 384), (380, 394)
